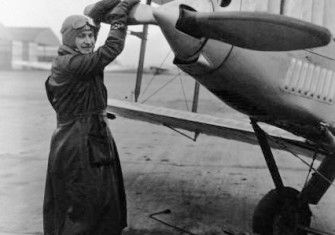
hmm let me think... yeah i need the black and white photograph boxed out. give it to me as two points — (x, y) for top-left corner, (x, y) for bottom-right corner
(0, 0), (335, 234)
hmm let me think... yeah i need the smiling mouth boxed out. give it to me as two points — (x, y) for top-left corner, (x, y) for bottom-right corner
(82, 47), (93, 51)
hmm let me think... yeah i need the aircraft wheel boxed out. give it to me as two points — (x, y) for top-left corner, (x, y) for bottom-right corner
(252, 187), (311, 235)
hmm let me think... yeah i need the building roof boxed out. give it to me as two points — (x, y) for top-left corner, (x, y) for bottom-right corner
(6, 27), (60, 46)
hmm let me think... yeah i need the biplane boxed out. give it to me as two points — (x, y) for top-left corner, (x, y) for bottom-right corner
(86, 0), (335, 234)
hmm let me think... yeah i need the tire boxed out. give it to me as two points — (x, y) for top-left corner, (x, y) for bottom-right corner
(252, 187), (311, 235)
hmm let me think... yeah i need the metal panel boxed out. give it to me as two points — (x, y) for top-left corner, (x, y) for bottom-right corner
(255, 0), (268, 11)
(297, 62), (308, 94)
(323, 0), (335, 34)
(236, 0), (335, 34)
(315, 68), (327, 100)
(328, 74), (335, 103)
(267, 0), (281, 14)
(302, 0), (313, 22)
(282, 58), (335, 104)
(241, 0), (269, 12)
(241, 0), (256, 11)
(302, 64), (315, 96)
(283, 0), (304, 19)
(312, 0), (325, 25)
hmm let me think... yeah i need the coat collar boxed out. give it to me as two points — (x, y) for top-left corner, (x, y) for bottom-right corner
(58, 45), (79, 56)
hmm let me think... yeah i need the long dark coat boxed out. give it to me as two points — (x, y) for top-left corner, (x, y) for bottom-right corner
(44, 27), (127, 235)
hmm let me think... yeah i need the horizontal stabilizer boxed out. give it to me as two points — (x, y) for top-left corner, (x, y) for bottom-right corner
(107, 99), (325, 158)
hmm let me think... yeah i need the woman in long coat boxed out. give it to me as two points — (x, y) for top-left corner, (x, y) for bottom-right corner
(43, 1), (139, 234)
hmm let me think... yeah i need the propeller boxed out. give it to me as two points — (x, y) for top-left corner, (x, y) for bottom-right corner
(176, 6), (332, 51)
(84, 3), (157, 25)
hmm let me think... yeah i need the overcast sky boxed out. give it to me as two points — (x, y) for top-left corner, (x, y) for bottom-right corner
(0, 0), (173, 67)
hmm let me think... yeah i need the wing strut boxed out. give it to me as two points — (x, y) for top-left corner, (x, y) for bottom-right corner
(251, 119), (285, 192)
(191, 81), (200, 113)
(134, 0), (152, 102)
(280, 0), (285, 14)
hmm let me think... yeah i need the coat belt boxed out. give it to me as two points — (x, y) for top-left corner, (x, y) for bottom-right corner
(57, 110), (107, 124)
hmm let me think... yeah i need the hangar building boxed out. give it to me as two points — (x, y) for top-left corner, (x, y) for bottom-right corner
(0, 25), (60, 70)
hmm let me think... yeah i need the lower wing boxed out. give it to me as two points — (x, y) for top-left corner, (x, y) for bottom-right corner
(107, 99), (326, 159)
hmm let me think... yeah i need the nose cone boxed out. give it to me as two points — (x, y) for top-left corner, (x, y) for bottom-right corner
(153, 0), (213, 62)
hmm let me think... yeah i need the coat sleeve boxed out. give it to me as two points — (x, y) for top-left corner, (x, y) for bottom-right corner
(59, 26), (127, 77)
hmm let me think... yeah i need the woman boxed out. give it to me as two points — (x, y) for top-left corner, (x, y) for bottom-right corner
(43, 0), (139, 234)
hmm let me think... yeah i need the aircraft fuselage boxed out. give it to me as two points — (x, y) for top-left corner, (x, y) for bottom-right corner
(145, 0), (335, 147)
(176, 39), (335, 145)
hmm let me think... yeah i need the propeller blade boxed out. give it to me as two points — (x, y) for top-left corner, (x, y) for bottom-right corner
(176, 7), (332, 51)
(84, 3), (156, 25)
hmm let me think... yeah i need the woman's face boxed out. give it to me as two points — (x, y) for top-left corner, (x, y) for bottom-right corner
(75, 30), (96, 54)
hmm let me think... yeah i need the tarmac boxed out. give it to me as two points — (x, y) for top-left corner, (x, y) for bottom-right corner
(0, 70), (334, 235)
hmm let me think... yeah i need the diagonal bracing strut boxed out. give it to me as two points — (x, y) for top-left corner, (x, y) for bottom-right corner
(250, 119), (285, 192)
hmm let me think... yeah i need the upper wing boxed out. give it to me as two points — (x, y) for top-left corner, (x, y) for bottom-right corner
(107, 99), (326, 158)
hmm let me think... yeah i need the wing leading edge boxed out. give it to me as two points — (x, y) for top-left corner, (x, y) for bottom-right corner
(107, 99), (325, 158)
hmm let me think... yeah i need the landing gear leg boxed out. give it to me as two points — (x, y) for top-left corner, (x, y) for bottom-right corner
(251, 120), (284, 193)
(250, 120), (311, 235)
